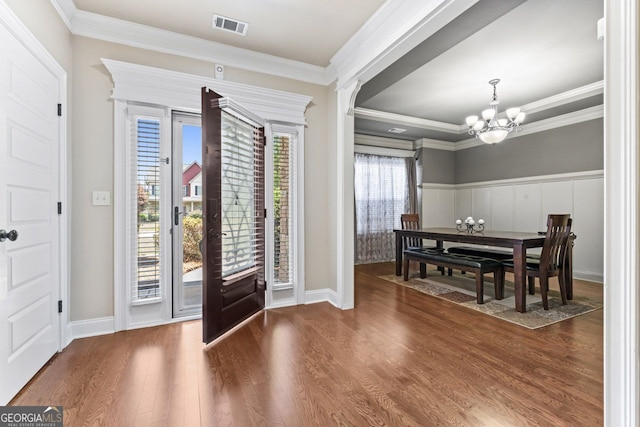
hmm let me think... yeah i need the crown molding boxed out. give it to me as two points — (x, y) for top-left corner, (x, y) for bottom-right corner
(357, 81), (605, 139)
(518, 80), (604, 116)
(102, 58), (313, 125)
(354, 144), (415, 158)
(355, 107), (461, 133)
(417, 138), (457, 151)
(331, 0), (478, 89)
(454, 104), (604, 150)
(49, 0), (479, 89)
(49, 2), (333, 85)
(413, 104), (603, 152)
(49, 0), (75, 29)
(453, 80), (604, 127)
(354, 133), (416, 150)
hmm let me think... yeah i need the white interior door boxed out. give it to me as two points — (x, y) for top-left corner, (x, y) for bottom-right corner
(0, 21), (61, 404)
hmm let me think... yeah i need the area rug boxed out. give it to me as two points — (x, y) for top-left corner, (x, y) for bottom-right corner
(378, 273), (602, 329)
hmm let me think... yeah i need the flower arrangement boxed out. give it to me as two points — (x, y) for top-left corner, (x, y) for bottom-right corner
(455, 216), (485, 233)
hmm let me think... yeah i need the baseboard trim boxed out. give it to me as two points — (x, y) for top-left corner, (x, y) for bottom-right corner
(267, 300), (297, 309)
(68, 316), (115, 341)
(305, 288), (339, 307)
(574, 271), (604, 284)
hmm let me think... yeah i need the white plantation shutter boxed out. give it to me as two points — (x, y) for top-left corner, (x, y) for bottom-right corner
(272, 132), (295, 285)
(127, 107), (166, 305)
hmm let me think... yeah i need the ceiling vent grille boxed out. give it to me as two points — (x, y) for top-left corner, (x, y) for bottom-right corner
(387, 128), (407, 134)
(212, 14), (248, 36)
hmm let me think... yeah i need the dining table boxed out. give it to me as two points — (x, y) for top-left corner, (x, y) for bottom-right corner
(394, 227), (549, 313)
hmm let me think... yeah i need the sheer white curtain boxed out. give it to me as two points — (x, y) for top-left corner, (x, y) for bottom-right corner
(354, 153), (411, 263)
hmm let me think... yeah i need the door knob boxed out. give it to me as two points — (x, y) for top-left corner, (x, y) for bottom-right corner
(0, 229), (18, 242)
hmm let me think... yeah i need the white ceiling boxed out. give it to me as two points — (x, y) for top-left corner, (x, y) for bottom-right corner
(73, 0), (386, 67)
(66, 0), (604, 143)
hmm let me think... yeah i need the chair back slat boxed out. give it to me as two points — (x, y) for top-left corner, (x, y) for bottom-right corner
(400, 214), (422, 248)
(540, 214), (572, 273)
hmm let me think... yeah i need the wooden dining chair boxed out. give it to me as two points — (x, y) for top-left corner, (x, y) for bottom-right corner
(400, 214), (423, 249)
(501, 214), (572, 310)
(400, 213), (444, 276)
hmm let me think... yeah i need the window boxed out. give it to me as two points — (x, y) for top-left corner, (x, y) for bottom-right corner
(194, 185), (202, 196)
(272, 132), (295, 285)
(183, 185), (188, 196)
(134, 116), (162, 301)
(354, 153), (411, 263)
(221, 111), (258, 276)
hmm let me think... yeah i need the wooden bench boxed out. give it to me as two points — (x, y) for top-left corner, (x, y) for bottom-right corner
(403, 249), (504, 304)
(446, 246), (514, 260)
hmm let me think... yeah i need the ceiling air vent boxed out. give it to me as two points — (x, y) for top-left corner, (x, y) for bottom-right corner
(213, 14), (248, 36)
(388, 128), (407, 134)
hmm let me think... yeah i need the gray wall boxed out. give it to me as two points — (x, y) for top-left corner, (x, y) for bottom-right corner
(454, 118), (603, 184)
(420, 147), (456, 184)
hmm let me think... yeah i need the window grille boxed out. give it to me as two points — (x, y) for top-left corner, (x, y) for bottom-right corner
(221, 111), (262, 277)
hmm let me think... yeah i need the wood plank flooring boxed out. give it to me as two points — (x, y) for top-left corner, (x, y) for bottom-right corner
(11, 262), (603, 426)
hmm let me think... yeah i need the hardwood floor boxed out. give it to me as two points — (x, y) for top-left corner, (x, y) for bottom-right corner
(11, 262), (603, 426)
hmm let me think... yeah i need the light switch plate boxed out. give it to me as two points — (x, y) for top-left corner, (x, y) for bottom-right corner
(92, 191), (111, 206)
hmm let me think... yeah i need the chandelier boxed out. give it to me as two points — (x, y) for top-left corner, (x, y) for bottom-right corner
(465, 79), (525, 144)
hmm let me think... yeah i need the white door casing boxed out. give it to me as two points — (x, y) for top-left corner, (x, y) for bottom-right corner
(0, 13), (64, 404)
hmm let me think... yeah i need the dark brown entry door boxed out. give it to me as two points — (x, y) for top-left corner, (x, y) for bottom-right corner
(201, 88), (265, 344)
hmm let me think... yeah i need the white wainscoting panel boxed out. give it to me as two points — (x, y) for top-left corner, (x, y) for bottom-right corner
(471, 187), (492, 228)
(423, 170), (604, 282)
(541, 180), (574, 230)
(490, 185), (514, 231)
(572, 178), (604, 281)
(514, 183), (542, 232)
(454, 189), (472, 223)
(421, 187), (455, 227)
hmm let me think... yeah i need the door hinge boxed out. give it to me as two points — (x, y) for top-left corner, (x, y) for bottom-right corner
(58, 300), (63, 313)
(265, 280), (267, 290)
(57, 202), (62, 215)
(264, 208), (267, 218)
(57, 104), (62, 117)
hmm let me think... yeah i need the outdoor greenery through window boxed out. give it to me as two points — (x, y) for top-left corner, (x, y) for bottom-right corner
(273, 132), (294, 285)
(135, 118), (162, 300)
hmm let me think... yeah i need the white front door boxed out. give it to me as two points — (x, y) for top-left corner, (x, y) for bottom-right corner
(0, 20), (61, 404)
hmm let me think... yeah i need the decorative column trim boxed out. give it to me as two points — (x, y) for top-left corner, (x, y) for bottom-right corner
(604, 0), (639, 425)
(335, 80), (362, 309)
